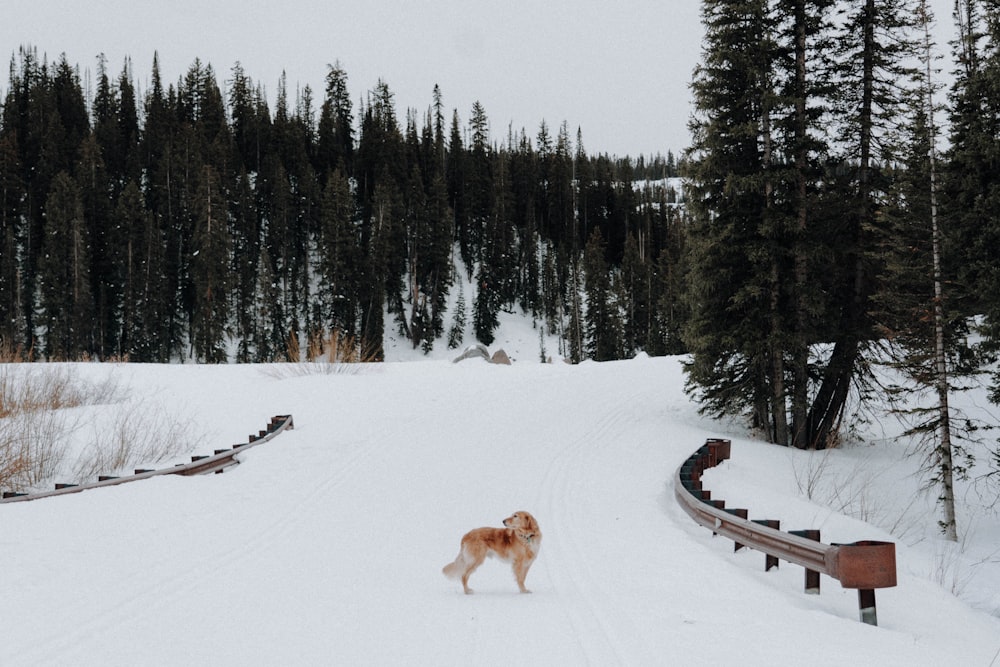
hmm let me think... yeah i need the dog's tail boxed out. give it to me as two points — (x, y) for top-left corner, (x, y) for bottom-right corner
(442, 550), (467, 579)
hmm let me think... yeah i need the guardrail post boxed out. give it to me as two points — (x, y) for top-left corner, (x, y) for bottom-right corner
(858, 588), (878, 626)
(752, 520), (781, 570)
(727, 508), (748, 550)
(789, 530), (821, 594)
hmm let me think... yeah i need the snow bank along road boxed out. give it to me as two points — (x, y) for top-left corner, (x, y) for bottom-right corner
(2, 358), (998, 666)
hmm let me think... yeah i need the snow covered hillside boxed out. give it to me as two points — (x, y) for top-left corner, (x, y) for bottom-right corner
(2, 324), (1000, 665)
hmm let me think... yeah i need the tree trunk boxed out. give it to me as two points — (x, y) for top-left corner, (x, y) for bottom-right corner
(806, 0), (875, 450)
(791, 0), (810, 448)
(922, 0), (958, 540)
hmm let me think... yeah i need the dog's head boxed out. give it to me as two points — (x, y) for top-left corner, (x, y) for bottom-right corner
(503, 511), (540, 541)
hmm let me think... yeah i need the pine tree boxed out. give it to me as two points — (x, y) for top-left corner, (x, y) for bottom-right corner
(805, 0), (921, 449)
(190, 165), (231, 362)
(467, 100), (493, 266)
(683, 0), (783, 434)
(448, 285), (467, 349)
(317, 62), (354, 176)
(117, 179), (167, 361)
(582, 227), (622, 361)
(773, 0), (837, 448)
(0, 134), (26, 349)
(878, 4), (972, 539)
(541, 242), (561, 336)
(937, 0), (1000, 537)
(620, 230), (650, 354)
(316, 168), (359, 338)
(447, 110), (471, 277)
(947, 1), (1000, 368)
(565, 259), (584, 364)
(231, 170), (260, 362)
(38, 171), (93, 359)
(253, 243), (282, 362)
(76, 133), (118, 358)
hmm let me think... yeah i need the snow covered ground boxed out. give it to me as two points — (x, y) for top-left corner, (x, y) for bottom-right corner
(3, 312), (1000, 665)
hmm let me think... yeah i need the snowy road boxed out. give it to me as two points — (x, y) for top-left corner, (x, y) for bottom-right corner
(2, 358), (999, 665)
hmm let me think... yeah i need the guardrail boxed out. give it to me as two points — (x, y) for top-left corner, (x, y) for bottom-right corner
(674, 438), (896, 626)
(1, 414), (294, 504)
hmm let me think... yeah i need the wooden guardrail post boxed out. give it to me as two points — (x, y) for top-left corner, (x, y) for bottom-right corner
(727, 508), (749, 551)
(753, 520), (781, 570)
(789, 529), (822, 594)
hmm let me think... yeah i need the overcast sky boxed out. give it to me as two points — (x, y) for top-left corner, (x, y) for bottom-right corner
(3, 1), (957, 158)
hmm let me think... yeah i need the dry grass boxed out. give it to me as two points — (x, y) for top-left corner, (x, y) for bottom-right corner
(0, 364), (119, 418)
(262, 330), (378, 379)
(71, 403), (198, 480)
(0, 363), (195, 494)
(0, 365), (117, 491)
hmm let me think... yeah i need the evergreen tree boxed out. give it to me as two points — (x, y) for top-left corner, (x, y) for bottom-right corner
(425, 173), (454, 341)
(0, 134), (26, 349)
(582, 227), (622, 361)
(253, 243), (282, 362)
(231, 170), (260, 362)
(117, 179), (167, 361)
(947, 0), (1000, 372)
(805, 0), (921, 449)
(541, 242), (561, 336)
(38, 171), (93, 358)
(76, 133), (119, 358)
(447, 110), (470, 277)
(620, 230), (651, 354)
(937, 0), (1000, 536)
(316, 168), (359, 338)
(448, 285), (466, 349)
(683, 0), (782, 435)
(467, 101), (493, 265)
(317, 62), (354, 176)
(879, 15), (974, 540)
(229, 62), (265, 174)
(565, 259), (584, 364)
(190, 165), (231, 362)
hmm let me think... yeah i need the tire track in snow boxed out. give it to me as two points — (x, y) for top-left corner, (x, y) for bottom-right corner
(7, 425), (392, 666)
(534, 389), (651, 666)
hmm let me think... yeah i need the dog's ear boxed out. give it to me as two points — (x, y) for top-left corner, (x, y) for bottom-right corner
(522, 512), (539, 536)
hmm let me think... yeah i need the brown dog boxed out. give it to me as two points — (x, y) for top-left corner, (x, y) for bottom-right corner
(442, 511), (541, 594)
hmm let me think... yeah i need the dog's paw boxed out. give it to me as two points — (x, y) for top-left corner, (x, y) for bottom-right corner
(463, 588), (474, 595)
(520, 589), (532, 594)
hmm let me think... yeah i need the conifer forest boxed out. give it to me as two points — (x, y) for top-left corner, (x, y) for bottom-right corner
(0, 48), (684, 366)
(4, 1), (1000, 474)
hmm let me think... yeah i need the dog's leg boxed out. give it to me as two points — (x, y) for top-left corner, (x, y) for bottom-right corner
(459, 546), (488, 594)
(513, 557), (533, 594)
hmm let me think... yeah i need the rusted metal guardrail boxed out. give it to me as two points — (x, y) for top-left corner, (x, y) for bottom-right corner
(1, 414), (293, 504)
(674, 438), (896, 625)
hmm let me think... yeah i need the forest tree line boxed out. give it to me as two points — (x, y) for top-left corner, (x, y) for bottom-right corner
(0, 47), (685, 364)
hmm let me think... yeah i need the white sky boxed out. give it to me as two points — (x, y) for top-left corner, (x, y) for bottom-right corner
(3, 0), (957, 158)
